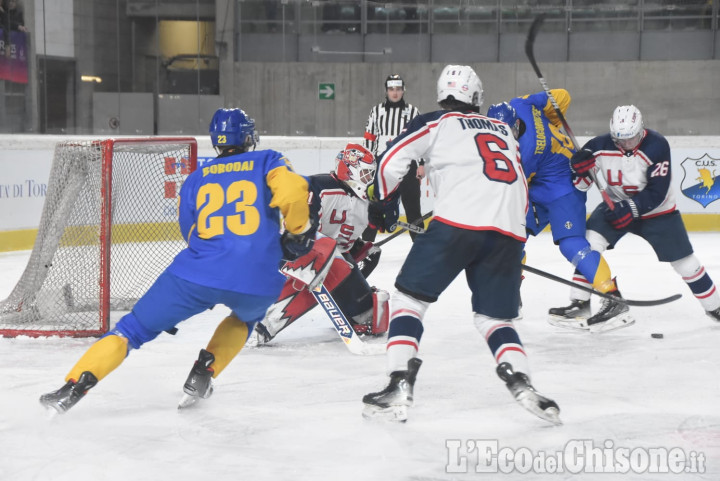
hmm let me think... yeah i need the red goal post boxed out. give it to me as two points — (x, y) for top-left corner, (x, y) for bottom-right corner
(0, 137), (198, 338)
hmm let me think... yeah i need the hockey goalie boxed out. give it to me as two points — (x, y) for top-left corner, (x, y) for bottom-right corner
(249, 143), (400, 346)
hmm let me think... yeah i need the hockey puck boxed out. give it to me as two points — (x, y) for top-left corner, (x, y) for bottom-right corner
(651, 333), (664, 339)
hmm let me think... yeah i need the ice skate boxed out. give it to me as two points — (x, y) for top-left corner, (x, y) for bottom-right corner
(547, 299), (590, 330)
(587, 292), (635, 334)
(246, 323), (273, 347)
(362, 358), (422, 423)
(707, 307), (720, 322)
(496, 363), (561, 425)
(39, 371), (98, 414)
(178, 349), (215, 409)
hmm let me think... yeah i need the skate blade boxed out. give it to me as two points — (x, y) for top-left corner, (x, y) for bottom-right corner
(178, 393), (200, 410)
(516, 392), (563, 426)
(362, 404), (408, 423)
(547, 316), (589, 331)
(589, 315), (635, 334)
(40, 403), (63, 419)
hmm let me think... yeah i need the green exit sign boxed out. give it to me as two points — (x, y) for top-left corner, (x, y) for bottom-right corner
(318, 83), (335, 100)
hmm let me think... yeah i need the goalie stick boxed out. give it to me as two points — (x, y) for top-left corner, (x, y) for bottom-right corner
(306, 283), (382, 355)
(280, 240), (382, 355)
(522, 264), (681, 307)
(525, 14), (615, 210)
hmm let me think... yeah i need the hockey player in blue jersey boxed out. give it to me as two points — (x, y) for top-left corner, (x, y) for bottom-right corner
(248, 143), (395, 346)
(549, 105), (720, 331)
(362, 65), (560, 425)
(486, 92), (621, 332)
(40, 108), (316, 413)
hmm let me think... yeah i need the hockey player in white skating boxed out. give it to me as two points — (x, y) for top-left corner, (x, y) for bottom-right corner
(550, 105), (720, 332)
(247, 143), (397, 347)
(362, 65), (561, 425)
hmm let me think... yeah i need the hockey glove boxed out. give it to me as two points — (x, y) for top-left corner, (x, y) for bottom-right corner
(368, 200), (399, 233)
(603, 199), (638, 230)
(358, 249), (382, 278)
(280, 216), (318, 260)
(280, 230), (315, 260)
(570, 149), (596, 177)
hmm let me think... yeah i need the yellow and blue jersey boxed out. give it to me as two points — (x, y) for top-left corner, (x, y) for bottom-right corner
(509, 89), (576, 205)
(168, 148), (309, 296)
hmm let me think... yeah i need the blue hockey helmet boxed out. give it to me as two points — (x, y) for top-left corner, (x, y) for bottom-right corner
(209, 108), (257, 150)
(486, 102), (519, 139)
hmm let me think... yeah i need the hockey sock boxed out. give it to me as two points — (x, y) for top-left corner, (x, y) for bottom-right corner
(672, 255), (720, 312)
(66, 334), (129, 383)
(386, 291), (428, 374)
(473, 314), (529, 376)
(206, 314), (250, 378)
(559, 236), (615, 294)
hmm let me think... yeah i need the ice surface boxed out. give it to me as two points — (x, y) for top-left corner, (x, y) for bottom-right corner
(1, 232), (719, 480)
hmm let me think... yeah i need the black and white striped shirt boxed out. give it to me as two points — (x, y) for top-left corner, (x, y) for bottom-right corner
(363, 100), (420, 157)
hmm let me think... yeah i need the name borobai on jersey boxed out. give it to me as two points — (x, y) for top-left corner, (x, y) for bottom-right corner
(377, 109), (529, 241)
(578, 129), (676, 218)
(306, 173), (369, 253)
(169, 148), (290, 295)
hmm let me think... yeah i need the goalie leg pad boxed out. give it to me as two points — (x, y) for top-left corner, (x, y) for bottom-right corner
(371, 289), (389, 335)
(261, 256), (355, 340)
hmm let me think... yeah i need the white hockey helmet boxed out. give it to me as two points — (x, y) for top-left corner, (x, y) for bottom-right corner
(334, 143), (376, 200)
(610, 105), (644, 150)
(436, 65), (484, 107)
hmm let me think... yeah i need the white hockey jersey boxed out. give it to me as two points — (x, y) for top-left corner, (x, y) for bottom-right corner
(376, 109), (528, 241)
(575, 129), (676, 218)
(308, 174), (369, 253)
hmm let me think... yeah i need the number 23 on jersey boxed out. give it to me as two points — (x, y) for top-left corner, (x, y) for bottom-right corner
(196, 180), (260, 238)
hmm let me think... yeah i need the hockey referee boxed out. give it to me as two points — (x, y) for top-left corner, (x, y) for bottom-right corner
(362, 74), (424, 241)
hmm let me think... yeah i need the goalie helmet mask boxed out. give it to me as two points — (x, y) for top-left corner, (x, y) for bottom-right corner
(334, 143), (376, 200)
(487, 102), (520, 139)
(209, 108), (258, 151)
(436, 65), (484, 108)
(610, 105), (644, 151)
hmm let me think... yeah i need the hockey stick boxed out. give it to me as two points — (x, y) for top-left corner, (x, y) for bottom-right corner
(353, 211), (434, 263)
(395, 219), (426, 234)
(377, 210), (433, 248)
(525, 14), (615, 210)
(522, 264), (681, 307)
(309, 283), (382, 355)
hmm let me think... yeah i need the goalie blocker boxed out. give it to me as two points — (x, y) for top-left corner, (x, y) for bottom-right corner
(252, 237), (389, 345)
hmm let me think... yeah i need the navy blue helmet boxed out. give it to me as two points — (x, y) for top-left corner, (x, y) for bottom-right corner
(209, 108), (257, 149)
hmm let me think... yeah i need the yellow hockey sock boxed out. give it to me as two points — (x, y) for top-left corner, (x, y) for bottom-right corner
(206, 315), (249, 378)
(592, 257), (616, 293)
(66, 334), (129, 383)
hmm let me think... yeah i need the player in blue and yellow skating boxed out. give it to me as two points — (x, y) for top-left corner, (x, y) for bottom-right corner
(487, 91), (624, 332)
(40, 108), (316, 413)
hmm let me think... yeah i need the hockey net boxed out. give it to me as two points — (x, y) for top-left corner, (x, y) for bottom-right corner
(0, 137), (198, 337)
